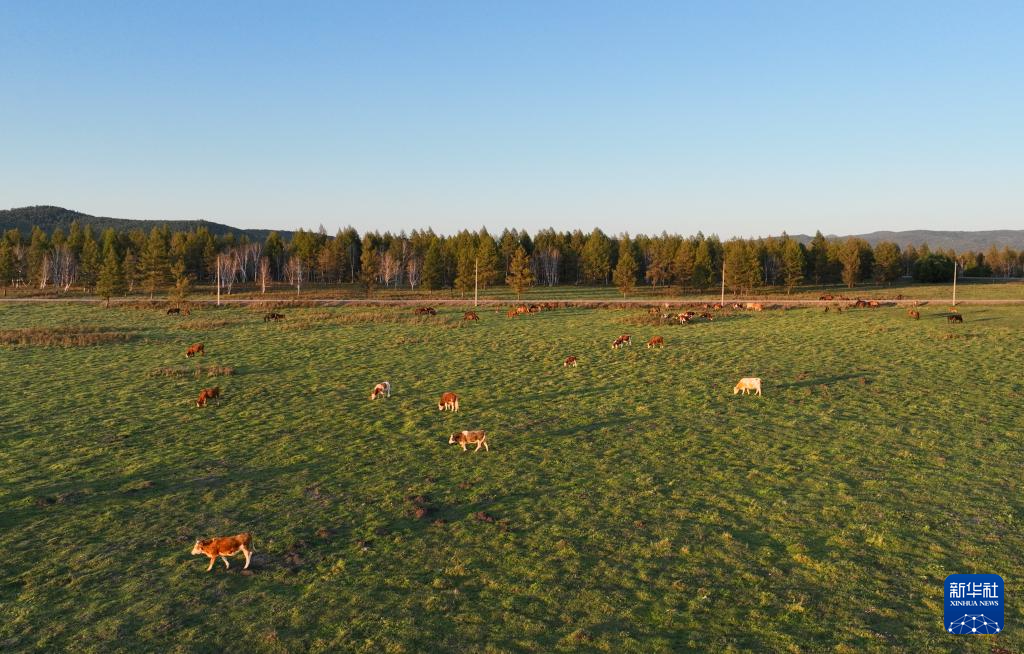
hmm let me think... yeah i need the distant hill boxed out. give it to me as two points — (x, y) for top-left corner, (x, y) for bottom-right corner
(0, 206), (291, 241)
(794, 230), (1024, 252)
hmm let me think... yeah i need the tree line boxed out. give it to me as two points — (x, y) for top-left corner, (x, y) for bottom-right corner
(1, 221), (1022, 300)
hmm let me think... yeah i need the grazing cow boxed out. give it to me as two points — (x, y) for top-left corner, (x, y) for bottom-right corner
(185, 342), (205, 358)
(853, 299), (868, 308)
(463, 311), (480, 321)
(646, 335), (664, 348)
(823, 306), (830, 313)
(563, 355), (578, 367)
(438, 392), (459, 412)
(182, 307), (191, 316)
(528, 304), (541, 313)
(196, 386), (221, 407)
(819, 294), (834, 301)
(909, 310), (921, 320)
(746, 303), (764, 312)
(619, 334), (632, 346)
(612, 336), (626, 349)
(948, 314), (964, 324)
(506, 309), (518, 318)
(263, 312), (285, 322)
(449, 430), (489, 452)
(414, 306), (436, 316)
(700, 312), (714, 321)
(191, 533), (254, 572)
(713, 303), (723, 310)
(948, 306), (958, 313)
(167, 307), (181, 315)
(370, 381), (392, 400)
(733, 377), (762, 396)
(868, 300), (881, 308)
(515, 305), (529, 315)
(730, 303), (742, 310)
(678, 313), (692, 324)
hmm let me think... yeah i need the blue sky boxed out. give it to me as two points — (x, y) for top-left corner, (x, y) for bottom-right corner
(1, 1), (1021, 237)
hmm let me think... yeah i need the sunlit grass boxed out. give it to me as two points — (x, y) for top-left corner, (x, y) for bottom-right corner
(0, 302), (1022, 652)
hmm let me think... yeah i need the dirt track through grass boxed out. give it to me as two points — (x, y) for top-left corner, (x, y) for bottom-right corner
(1, 303), (1022, 652)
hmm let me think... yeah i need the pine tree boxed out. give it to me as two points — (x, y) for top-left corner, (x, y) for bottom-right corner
(808, 231), (830, 284)
(359, 235), (378, 296)
(672, 240), (695, 290)
(612, 237), (638, 297)
(454, 247), (476, 297)
(170, 259), (193, 302)
(140, 227), (170, 297)
(781, 239), (805, 294)
(0, 240), (14, 296)
(505, 245), (534, 299)
(476, 230), (501, 287)
(96, 240), (126, 307)
(723, 240), (750, 294)
(692, 239), (713, 291)
(79, 227), (100, 290)
(580, 229), (611, 284)
(421, 239), (443, 290)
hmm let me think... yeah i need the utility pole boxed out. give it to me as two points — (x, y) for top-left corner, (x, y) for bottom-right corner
(720, 262), (726, 305)
(216, 254), (221, 306)
(474, 257), (479, 307)
(952, 259), (958, 307)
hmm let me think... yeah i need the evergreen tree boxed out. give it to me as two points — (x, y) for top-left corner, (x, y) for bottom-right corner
(723, 240), (750, 294)
(505, 245), (534, 299)
(692, 239), (714, 291)
(140, 227), (170, 297)
(781, 239), (805, 293)
(672, 240), (695, 290)
(454, 246), (476, 297)
(476, 230), (501, 286)
(96, 239), (126, 307)
(170, 259), (193, 301)
(421, 239), (443, 290)
(0, 240), (14, 296)
(123, 250), (138, 293)
(580, 228), (611, 284)
(359, 235), (378, 296)
(808, 231), (830, 284)
(612, 236), (638, 297)
(79, 227), (101, 290)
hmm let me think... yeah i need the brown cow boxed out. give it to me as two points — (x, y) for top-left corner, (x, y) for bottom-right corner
(507, 309), (518, 318)
(700, 312), (714, 321)
(515, 305), (529, 315)
(819, 294), (834, 301)
(196, 386), (220, 407)
(646, 335), (664, 348)
(528, 304), (540, 313)
(449, 430), (489, 452)
(612, 336), (626, 349)
(908, 310), (921, 320)
(166, 307), (181, 315)
(619, 334), (632, 346)
(185, 343), (205, 358)
(868, 300), (880, 308)
(263, 312), (285, 322)
(948, 314), (963, 323)
(746, 303), (764, 311)
(414, 306), (436, 316)
(191, 533), (254, 572)
(438, 392), (459, 412)
(463, 311), (480, 321)
(563, 355), (578, 367)
(948, 306), (958, 313)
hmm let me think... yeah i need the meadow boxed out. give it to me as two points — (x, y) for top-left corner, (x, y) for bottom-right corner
(1, 301), (1022, 653)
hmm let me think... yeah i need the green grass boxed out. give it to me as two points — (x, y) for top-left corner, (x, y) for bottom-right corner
(1, 302), (1022, 652)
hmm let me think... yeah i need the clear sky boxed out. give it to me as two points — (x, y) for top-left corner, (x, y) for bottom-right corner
(1, 1), (1021, 237)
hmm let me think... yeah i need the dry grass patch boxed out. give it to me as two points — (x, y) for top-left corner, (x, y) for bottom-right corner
(0, 327), (136, 347)
(148, 364), (236, 379)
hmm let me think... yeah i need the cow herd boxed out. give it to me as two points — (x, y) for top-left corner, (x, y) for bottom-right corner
(178, 299), (965, 569)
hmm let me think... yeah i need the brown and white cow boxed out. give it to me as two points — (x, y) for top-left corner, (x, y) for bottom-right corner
(948, 314), (964, 324)
(563, 355), (578, 367)
(646, 335), (664, 348)
(370, 381), (392, 400)
(191, 533), (254, 572)
(196, 386), (221, 407)
(438, 392), (459, 412)
(449, 430), (489, 452)
(185, 342), (205, 358)
(463, 311), (480, 321)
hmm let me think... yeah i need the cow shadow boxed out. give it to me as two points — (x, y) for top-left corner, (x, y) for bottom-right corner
(773, 373), (873, 390)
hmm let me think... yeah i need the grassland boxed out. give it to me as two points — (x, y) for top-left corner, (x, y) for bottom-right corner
(1, 302), (1022, 652)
